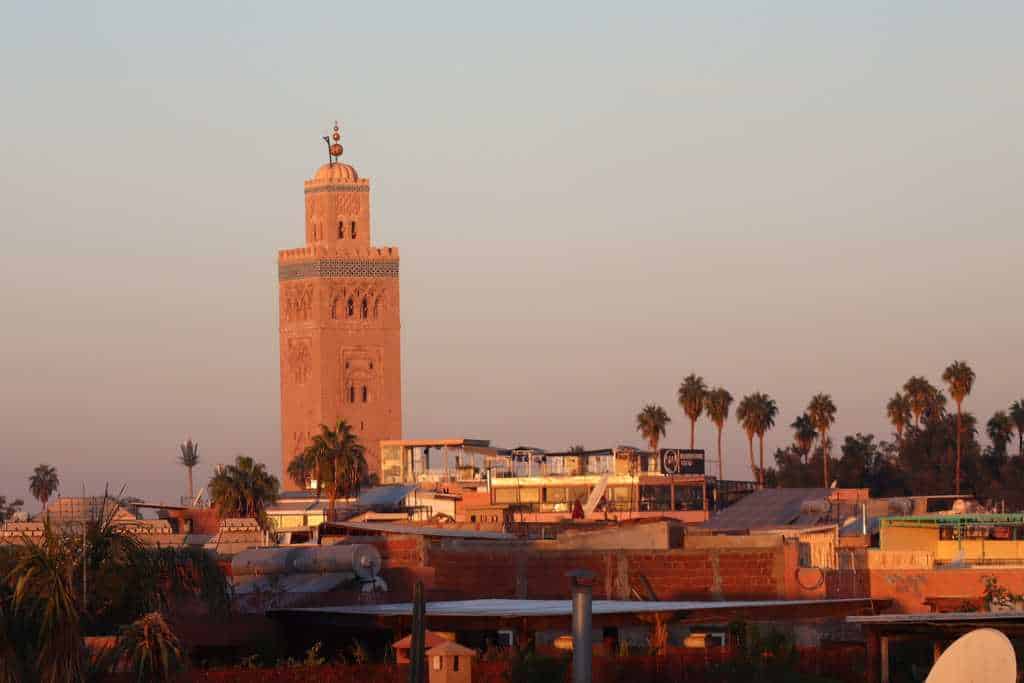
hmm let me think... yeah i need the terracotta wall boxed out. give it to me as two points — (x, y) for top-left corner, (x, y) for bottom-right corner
(365, 537), (827, 602)
(869, 567), (1024, 613)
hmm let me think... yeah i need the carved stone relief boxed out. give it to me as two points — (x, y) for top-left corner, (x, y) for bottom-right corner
(335, 191), (363, 216)
(282, 283), (314, 322)
(329, 283), (389, 322)
(341, 347), (382, 404)
(286, 337), (313, 385)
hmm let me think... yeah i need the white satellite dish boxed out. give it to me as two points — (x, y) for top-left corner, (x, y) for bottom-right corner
(925, 628), (1016, 683)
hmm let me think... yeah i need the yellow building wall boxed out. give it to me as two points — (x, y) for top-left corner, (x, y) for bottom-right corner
(881, 525), (939, 552)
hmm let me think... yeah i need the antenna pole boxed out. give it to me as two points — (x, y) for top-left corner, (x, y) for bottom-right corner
(82, 482), (87, 612)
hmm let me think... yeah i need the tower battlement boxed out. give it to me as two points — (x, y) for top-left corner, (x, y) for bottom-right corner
(277, 244), (399, 264)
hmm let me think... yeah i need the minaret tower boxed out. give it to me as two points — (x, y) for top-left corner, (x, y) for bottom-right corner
(278, 123), (402, 489)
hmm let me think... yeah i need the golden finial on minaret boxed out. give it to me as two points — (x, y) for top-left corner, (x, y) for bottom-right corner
(322, 121), (344, 165)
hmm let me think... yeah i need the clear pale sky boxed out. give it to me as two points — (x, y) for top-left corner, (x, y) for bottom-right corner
(2, 2), (1022, 507)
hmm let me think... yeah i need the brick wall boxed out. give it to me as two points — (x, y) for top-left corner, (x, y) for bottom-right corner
(419, 539), (795, 601)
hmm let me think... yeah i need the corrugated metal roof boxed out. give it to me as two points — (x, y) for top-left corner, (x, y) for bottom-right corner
(356, 485), (418, 508)
(701, 488), (830, 530)
(275, 597), (871, 618)
(848, 612), (1024, 624)
(333, 521), (514, 541)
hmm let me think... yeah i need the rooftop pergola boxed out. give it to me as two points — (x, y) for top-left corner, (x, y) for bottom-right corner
(848, 611), (1024, 683)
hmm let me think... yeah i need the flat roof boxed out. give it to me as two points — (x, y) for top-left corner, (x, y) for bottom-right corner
(881, 514), (1024, 526)
(276, 597), (873, 619)
(330, 520), (515, 541)
(848, 611), (1024, 625)
(380, 439), (492, 448)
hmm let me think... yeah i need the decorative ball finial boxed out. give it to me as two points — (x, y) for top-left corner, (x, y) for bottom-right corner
(323, 120), (344, 165)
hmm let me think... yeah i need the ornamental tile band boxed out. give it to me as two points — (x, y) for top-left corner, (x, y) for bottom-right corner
(279, 259), (400, 281)
(304, 184), (371, 195)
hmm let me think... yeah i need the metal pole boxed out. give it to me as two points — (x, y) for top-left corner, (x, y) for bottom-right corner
(567, 570), (595, 683)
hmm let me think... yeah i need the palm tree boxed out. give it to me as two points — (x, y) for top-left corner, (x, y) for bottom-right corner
(942, 360), (976, 495)
(208, 455), (279, 528)
(807, 394), (838, 487)
(704, 387), (733, 481)
(790, 414), (817, 462)
(1009, 399), (1024, 458)
(737, 393), (776, 488)
(988, 411), (1015, 457)
(116, 612), (186, 681)
(288, 421), (366, 521)
(736, 395), (760, 486)
(886, 392), (911, 444)
(903, 376), (936, 427)
(636, 404), (671, 458)
(677, 374), (707, 450)
(753, 393), (779, 488)
(28, 464), (59, 511)
(178, 438), (200, 502)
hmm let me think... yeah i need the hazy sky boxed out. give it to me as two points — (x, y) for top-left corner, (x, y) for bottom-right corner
(2, 2), (1022, 507)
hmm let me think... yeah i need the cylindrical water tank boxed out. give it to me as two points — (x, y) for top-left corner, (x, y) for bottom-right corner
(291, 545), (382, 580)
(231, 545), (382, 580)
(231, 548), (296, 576)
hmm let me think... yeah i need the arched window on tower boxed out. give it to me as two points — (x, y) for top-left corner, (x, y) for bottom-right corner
(338, 221), (344, 239)
(362, 385), (368, 403)
(361, 297), (368, 319)
(351, 221), (357, 239)
(346, 298), (354, 317)
(348, 385), (356, 403)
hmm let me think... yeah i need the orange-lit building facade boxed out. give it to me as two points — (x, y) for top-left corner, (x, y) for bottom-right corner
(278, 126), (402, 489)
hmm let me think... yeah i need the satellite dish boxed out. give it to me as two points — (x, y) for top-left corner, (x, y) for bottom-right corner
(925, 628), (1016, 683)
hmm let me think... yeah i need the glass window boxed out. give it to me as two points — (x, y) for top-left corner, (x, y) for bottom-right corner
(493, 488), (518, 504)
(348, 385), (355, 403)
(674, 485), (704, 511)
(545, 487), (567, 503)
(569, 487), (590, 503)
(518, 487), (540, 503)
(347, 298), (354, 317)
(640, 485), (671, 512)
(338, 221), (344, 239)
(362, 386), (368, 402)
(453, 656), (459, 672)
(361, 297), (368, 318)
(351, 221), (357, 238)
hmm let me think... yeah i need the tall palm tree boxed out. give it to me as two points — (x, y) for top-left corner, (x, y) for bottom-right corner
(178, 438), (200, 502)
(807, 394), (838, 487)
(988, 411), (1015, 457)
(790, 414), (817, 462)
(886, 392), (912, 444)
(208, 455), (279, 528)
(1009, 399), (1024, 458)
(677, 374), (707, 450)
(704, 387), (733, 481)
(636, 404), (671, 460)
(737, 393), (776, 488)
(28, 464), (59, 511)
(753, 393), (779, 488)
(903, 376), (937, 427)
(318, 420), (366, 520)
(942, 360), (976, 496)
(736, 395), (759, 486)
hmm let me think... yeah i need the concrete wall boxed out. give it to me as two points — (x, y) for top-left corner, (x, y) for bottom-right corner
(869, 566), (1024, 613)
(417, 537), (813, 601)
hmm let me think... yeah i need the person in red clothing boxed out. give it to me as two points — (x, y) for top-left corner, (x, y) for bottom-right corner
(571, 498), (584, 520)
